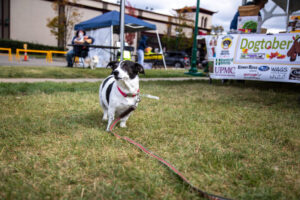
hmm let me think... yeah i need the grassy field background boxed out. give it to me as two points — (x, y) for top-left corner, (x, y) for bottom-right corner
(0, 80), (300, 199)
(0, 66), (191, 79)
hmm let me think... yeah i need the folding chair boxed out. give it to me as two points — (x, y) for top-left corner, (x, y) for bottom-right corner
(73, 46), (89, 68)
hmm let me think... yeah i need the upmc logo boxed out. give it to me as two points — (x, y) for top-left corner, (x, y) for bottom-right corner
(214, 66), (235, 76)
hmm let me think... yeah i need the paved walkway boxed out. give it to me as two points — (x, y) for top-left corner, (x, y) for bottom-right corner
(0, 54), (209, 83)
(0, 77), (209, 83)
(0, 54), (66, 67)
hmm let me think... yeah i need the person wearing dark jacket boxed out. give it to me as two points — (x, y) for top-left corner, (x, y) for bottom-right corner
(230, 0), (268, 30)
(137, 35), (148, 66)
(66, 30), (95, 67)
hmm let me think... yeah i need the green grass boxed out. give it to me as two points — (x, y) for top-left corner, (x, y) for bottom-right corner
(0, 80), (300, 199)
(0, 66), (191, 79)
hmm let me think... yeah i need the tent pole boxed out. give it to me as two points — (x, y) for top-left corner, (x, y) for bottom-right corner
(156, 30), (167, 70)
(286, 0), (290, 31)
(120, 0), (125, 61)
(111, 25), (113, 61)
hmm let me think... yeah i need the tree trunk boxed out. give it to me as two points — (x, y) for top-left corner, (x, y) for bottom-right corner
(58, 0), (65, 48)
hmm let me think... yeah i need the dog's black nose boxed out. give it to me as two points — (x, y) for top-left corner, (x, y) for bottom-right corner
(113, 70), (119, 76)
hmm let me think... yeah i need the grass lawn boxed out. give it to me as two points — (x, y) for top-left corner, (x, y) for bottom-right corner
(0, 80), (300, 199)
(0, 66), (191, 79)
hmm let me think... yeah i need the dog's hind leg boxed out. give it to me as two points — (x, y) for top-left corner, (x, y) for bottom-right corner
(120, 113), (132, 128)
(102, 109), (108, 121)
(106, 108), (115, 132)
(100, 100), (108, 121)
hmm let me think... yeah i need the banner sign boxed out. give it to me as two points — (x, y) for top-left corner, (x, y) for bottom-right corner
(204, 35), (219, 61)
(209, 33), (300, 83)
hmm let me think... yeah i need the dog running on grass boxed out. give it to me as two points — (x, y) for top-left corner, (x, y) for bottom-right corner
(99, 60), (145, 131)
(84, 55), (99, 69)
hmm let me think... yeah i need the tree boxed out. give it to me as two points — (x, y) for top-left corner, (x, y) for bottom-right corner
(211, 25), (224, 35)
(125, 1), (136, 45)
(162, 7), (193, 51)
(47, 0), (82, 48)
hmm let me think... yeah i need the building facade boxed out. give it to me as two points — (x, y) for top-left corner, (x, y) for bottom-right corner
(1, 0), (215, 49)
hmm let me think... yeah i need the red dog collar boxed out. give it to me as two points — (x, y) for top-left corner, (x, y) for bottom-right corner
(117, 86), (139, 97)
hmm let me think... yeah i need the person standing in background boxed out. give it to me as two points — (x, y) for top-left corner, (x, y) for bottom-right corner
(137, 35), (148, 66)
(230, 0), (268, 31)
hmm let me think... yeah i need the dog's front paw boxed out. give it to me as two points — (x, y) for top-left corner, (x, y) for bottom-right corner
(120, 122), (127, 128)
(102, 114), (108, 121)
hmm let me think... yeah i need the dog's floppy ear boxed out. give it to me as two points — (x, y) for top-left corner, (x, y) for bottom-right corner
(106, 61), (119, 71)
(135, 63), (145, 75)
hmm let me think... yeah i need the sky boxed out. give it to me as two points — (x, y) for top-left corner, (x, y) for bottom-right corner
(104, 0), (289, 33)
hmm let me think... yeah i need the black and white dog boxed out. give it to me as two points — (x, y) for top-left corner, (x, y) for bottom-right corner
(99, 60), (145, 131)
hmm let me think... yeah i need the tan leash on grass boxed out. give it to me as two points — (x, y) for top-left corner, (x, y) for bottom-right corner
(108, 95), (231, 200)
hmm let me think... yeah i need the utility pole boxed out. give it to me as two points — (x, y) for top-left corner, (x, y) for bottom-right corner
(185, 0), (205, 76)
(119, 0), (125, 61)
(58, 0), (65, 48)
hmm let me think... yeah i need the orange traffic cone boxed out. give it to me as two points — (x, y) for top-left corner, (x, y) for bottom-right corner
(23, 52), (28, 61)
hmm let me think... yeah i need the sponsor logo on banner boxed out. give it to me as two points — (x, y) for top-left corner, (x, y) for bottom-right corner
(269, 66), (288, 80)
(237, 65), (259, 73)
(207, 36), (218, 59)
(258, 66), (270, 72)
(220, 35), (234, 58)
(240, 52), (265, 60)
(270, 74), (286, 80)
(243, 73), (262, 80)
(214, 66), (235, 77)
(238, 65), (258, 70)
(215, 58), (233, 65)
(221, 35), (233, 49)
(289, 68), (300, 81)
(271, 66), (288, 73)
(220, 51), (230, 57)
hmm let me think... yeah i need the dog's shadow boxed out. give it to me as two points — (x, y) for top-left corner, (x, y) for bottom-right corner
(72, 110), (106, 130)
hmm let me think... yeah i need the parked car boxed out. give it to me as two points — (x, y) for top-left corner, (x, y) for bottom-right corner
(163, 51), (190, 68)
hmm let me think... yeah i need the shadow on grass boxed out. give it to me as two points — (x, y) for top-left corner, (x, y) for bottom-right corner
(209, 79), (300, 94)
(139, 79), (300, 95)
(0, 82), (100, 95)
(71, 110), (107, 131)
(1, 80), (299, 96)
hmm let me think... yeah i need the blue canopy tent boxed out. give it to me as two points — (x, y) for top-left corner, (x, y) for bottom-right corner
(73, 10), (166, 69)
(74, 10), (156, 32)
